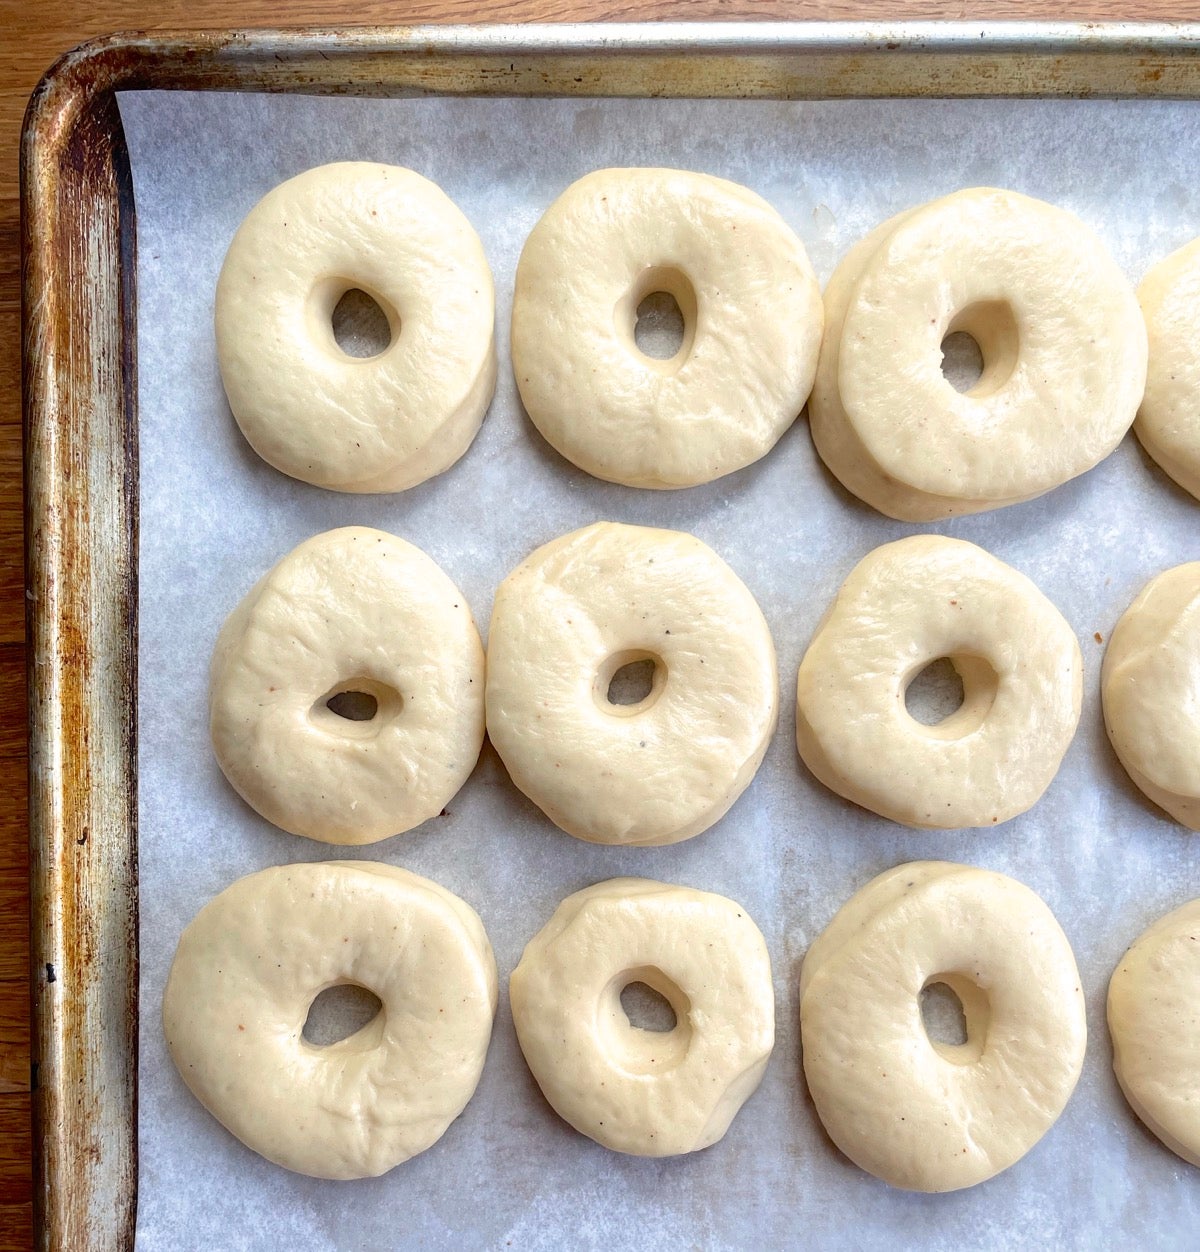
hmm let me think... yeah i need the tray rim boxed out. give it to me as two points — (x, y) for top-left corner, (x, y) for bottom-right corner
(21, 20), (1200, 1252)
(24, 19), (1200, 110)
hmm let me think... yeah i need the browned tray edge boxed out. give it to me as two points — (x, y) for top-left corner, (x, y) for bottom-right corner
(20, 20), (1200, 1252)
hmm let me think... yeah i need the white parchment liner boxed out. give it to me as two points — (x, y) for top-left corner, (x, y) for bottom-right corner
(119, 89), (1200, 1250)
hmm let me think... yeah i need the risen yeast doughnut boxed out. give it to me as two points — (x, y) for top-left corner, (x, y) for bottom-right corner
(510, 878), (774, 1156)
(163, 861), (498, 1179)
(795, 535), (1082, 828)
(809, 188), (1147, 519)
(210, 527), (484, 844)
(216, 162), (496, 492)
(1136, 238), (1200, 500)
(485, 522), (777, 845)
(1102, 562), (1200, 829)
(801, 861), (1086, 1192)
(1108, 898), (1200, 1166)
(511, 168), (823, 488)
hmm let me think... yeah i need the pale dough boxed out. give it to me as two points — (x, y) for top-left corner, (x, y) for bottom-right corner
(509, 878), (774, 1157)
(162, 861), (498, 1179)
(511, 167), (823, 488)
(216, 162), (496, 492)
(485, 522), (778, 846)
(1107, 898), (1200, 1167)
(210, 526), (485, 844)
(1135, 237), (1200, 501)
(801, 861), (1087, 1192)
(809, 187), (1147, 520)
(1102, 561), (1200, 830)
(796, 535), (1082, 829)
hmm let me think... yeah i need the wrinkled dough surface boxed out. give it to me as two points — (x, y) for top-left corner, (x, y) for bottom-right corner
(1102, 562), (1200, 829)
(216, 162), (496, 492)
(809, 187), (1146, 519)
(1136, 237), (1200, 501)
(210, 526), (485, 844)
(485, 522), (778, 845)
(795, 534), (1082, 829)
(1108, 898), (1200, 1167)
(511, 167), (823, 488)
(162, 861), (498, 1179)
(510, 878), (774, 1156)
(801, 861), (1086, 1192)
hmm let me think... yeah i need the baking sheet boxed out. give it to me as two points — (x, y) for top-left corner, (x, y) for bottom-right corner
(118, 88), (1200, 1250)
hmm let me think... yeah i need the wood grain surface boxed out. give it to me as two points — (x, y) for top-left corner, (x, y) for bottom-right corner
(4, 3), (1200, 1250)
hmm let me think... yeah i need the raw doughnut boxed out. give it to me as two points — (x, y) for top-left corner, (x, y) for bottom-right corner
(795, 535), (1082, 828)
(509, 878), (774, 1156)
(216, 162), (496, 492)
(1135, 238), (1200, 500)
(485, 522), (777, 846)
(800, 861), (1086, 1192)
(511, 167), (823, 488)
(809, 187), (1147, 520)
(1107, 898), (1200, 1166)
(162, 861), (498, 1179)
(1102, 562), (1200, 829)
(210, 526), (484, 844)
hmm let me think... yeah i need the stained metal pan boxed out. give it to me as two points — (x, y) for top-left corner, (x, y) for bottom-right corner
(21, 21), (1200, 1250)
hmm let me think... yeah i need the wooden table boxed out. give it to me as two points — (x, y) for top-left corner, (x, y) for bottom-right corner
(3, 2), (1198, 1248)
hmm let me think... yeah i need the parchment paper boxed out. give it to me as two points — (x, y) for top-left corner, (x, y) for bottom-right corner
(118, 88), (1200, 1250)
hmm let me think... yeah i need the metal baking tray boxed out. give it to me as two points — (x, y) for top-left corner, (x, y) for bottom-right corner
(21, 21), (1200, 1250)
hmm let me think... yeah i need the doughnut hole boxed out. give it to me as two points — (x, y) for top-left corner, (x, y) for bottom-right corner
(940, 300), (1019, 399)
(634, 291), (686, 360)
(920, 974), (990, 1065)
(302, 982), (385, 1050)
(308, 277), (401, 361)
(600, 966), (693, 1074)
(615, 265), (698, 373)
(593, 650), (667, 717)
(310, 676), (404, 741)
(939, 332), (984, 393)
(904, 656), (964, 725)
(621, 981), (677, 1032)
(903, 655), (998, 740)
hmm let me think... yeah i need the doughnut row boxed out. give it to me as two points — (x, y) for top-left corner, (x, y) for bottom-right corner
(215, 163), (1200, 509)
(209, 523), (1198, 846)
(164, 857), (1200, 1190)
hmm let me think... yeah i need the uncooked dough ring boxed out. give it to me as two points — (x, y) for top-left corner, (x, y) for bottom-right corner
(216, 162), (496, 492)
(1102, 562), (1200, 830)
(485, 522), (778, 846)
(800, 861), (1087, 1192)
(1136, 237), (1200, 501)
(511, 167), (823, 488)
(1108, 898), (1200, 1167)
(162, 861), (498, 1179)
(509, 878), (774, 1157)
(210, 526), (485, 844)
(795, 535), (1082, 829)
(809, 188), (1146, 519)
